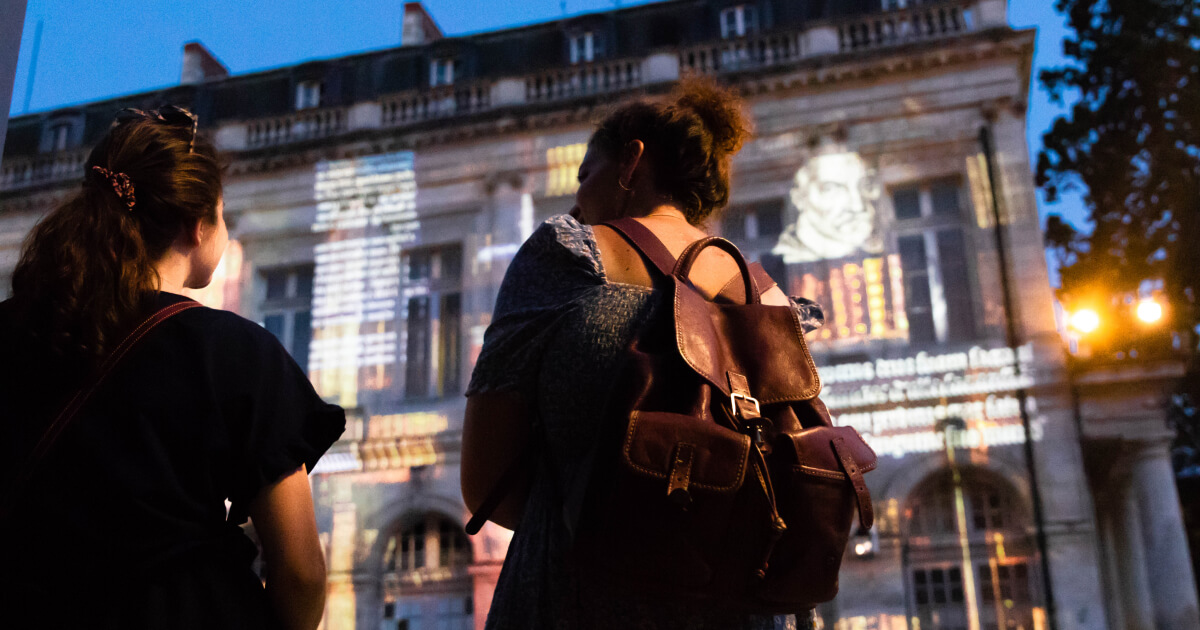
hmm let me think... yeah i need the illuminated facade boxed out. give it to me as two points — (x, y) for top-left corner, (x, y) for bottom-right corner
(2, 1), (1197, 629)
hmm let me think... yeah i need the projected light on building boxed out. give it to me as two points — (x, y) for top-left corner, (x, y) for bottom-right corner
(790, 255), (909, 344)
(309, 151), (419, 405)
(826, 344), (1043, 458)
(774, 152), (882, 263)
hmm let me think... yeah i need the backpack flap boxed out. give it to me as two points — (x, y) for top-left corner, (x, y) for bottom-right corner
(786, 426), (878, 530)
(673, 278), (821, 404)
(623, 411), (752, 496)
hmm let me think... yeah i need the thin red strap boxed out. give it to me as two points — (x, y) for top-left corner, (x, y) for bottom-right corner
(601, 218), (677, 278)
(25, 300), (202, 472)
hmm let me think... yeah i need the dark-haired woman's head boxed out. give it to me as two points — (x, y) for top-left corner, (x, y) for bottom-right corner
(573, 77), (752, 225)
(11, 106), (225, 360)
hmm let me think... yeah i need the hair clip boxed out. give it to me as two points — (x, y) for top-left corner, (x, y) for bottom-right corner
(91, 165), (136, 211)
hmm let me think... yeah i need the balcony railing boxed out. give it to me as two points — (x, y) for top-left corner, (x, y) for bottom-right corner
(2, 0), (994, 174)
(1, 148), (89, 192)
(680, 32), (804, 75)
(525, 58), (642, 103)
(246, 107), (347, 149)
(382, 84), (491, 127)
(839, 1), (973, 52)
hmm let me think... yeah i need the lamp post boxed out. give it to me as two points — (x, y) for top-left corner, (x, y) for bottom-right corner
(935, 416), (981, 630)
(979, 124), (1058, 630)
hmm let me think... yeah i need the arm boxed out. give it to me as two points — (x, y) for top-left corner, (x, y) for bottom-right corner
(461, 391), (532, 531)
(761, 285), (790, 306)
(247, 464), (327, 630)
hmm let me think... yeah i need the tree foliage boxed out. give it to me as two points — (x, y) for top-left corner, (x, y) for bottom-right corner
(1039, 0), (1200, 342)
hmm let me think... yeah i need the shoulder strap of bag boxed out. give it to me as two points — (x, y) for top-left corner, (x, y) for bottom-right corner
(601, 218), (676, 278)
(602, 218), (776, 302)
(6, 299), (202, 511)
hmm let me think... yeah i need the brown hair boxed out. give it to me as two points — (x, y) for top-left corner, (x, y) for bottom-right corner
(10, 110), (223, 361)
(590, 77), (753, 223)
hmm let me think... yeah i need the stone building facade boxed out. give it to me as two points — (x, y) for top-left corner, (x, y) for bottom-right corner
(2, 1), (1196, 629)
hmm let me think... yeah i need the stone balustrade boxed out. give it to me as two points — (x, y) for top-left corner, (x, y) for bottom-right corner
(0, 148), (89, 192)
(838, 0), (974, 52)
(524, 58), (642, 104)
(679, 31), (805, 75)
(245, 107), (348, 149)
(382, 84), (491, 127)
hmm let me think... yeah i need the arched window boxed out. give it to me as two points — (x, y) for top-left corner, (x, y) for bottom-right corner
(904, 468), (1041, 630)
(380, 514), (474, 630)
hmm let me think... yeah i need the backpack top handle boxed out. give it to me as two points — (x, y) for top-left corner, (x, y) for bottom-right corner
(673, 236), (760, 305)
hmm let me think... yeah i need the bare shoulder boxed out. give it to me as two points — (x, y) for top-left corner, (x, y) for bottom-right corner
(592, 220), (745, 298)
(592, 224), (654, 288)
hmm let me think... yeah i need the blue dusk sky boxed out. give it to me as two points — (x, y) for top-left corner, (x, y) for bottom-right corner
(6, 0), (1088, 239)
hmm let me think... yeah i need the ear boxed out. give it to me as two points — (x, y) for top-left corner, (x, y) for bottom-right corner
(187, 218), (205, 248)
(618, 140), (645, 186)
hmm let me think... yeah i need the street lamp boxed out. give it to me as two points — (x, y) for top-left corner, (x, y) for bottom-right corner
(1069, 309), (1101, 335)
(1136, 298), (1164, 324)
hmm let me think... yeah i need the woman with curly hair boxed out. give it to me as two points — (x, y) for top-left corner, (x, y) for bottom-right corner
(462, 79), (821, 629)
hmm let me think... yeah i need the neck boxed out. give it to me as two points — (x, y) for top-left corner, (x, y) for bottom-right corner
(154, 247), (192, 295)
(633, 203), (688, 220)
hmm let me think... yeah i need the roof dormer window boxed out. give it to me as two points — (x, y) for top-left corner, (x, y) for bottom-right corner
(569, 32), (595, 64)
(719, 5), (758, 39)
(41, 117), (79, 153)
(295, 80), (323, 110)
(430, 58), (455, 87)
(51, 123), (71, 152)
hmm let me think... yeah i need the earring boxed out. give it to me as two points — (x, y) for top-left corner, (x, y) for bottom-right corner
(618, 178), (632, 191)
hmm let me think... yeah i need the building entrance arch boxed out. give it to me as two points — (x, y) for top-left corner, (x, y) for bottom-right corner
(902, 466), (1041, 630)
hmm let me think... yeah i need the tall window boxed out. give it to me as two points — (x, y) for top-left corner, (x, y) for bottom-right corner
(892, 178), (976, 344)
(721, 201), (784, 243)
(430, 58), (455, 87)
(295, 80), (322, 110)
(569, 31), (595, 64)
(260, 265), (314, 372)
(381, 514), (474, 630)
(402, 244), (463, 399)
(719, 5), (758, 39)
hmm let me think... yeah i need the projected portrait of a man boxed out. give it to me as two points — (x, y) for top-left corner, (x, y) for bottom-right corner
(773, 152), (882, 263)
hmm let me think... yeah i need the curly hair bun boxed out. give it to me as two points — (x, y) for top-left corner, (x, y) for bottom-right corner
(590, 76), (754, 222)
(672, 77), (752, 158)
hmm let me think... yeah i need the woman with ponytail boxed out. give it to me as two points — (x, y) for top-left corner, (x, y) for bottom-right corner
(0, 108), (344, 630)
(461, 79), (821, 628)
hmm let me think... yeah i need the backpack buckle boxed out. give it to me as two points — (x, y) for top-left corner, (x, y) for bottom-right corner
(730, 392), (761, 418)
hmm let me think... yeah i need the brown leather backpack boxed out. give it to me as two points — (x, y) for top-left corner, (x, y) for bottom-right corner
(568, 219), (877, 613)
(465, 219), (876, 613)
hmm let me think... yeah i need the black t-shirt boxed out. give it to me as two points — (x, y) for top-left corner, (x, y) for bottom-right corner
(0, 292), (346, 628)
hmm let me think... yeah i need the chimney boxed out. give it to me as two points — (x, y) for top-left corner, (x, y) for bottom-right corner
(181, 41), (229, 85)
(402, 2), (443, 47)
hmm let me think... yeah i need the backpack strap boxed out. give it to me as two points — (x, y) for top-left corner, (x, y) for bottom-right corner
(600, 218), (676, 278)
(602, 218), (777, 303)
(716, 263), (778, 303)
(3, 299), (202, 518)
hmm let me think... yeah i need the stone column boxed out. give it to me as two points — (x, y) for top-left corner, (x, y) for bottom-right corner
(1131, 439), (1200, 630)
(1117, 472), (1157, 630)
